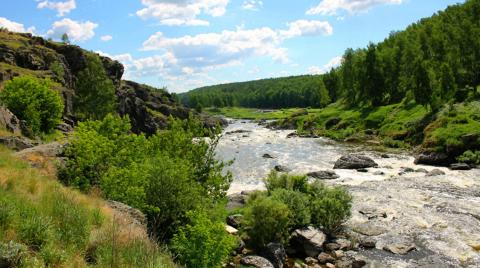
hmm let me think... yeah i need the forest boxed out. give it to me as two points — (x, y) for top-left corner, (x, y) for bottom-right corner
(181, 0), (480, 111)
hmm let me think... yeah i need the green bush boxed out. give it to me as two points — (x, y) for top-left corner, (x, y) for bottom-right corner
(0, 76), (64, 135)
(171, 210), (236, 268)
(270, 189), (311, 228)
(308, 182), (352, 234)
(457, 150), (480, 165)
(264, 171), (308, 193)
(74, 53), (116, 120)
(243, 196), (291, 249)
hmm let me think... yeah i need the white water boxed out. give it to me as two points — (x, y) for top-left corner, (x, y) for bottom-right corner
(216, 120), (480, 267)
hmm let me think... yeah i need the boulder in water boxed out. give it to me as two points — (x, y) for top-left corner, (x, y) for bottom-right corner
(426, 169), (446, 177)
(306, 170), (339, 180)
(334, 154), (378, 169)
(240, 256), (274, 268)
(274, 165), (290, 172)
(414, 152), (451, 166)
(449, 163), (471, 170)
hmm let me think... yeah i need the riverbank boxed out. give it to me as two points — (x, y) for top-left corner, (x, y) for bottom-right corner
(218, 120), (480, 267)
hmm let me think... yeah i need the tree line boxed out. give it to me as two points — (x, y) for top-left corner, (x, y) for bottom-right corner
(181, 0), (480, 110)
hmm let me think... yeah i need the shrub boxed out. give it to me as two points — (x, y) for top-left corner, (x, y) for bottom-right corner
(74, 53), (116, 120)
(243, 196), (291, 249)
(457, 150), (480, 165)
(270, 189), (311, 228)
(308, 182), (352, 234)
(18, 213), (52, 250)
(0, 76), (64, 135)
(264, 170), (308, 193)
(171, 210), (236, 268)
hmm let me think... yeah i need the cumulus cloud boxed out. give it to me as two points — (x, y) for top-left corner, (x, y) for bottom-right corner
(280, 20), (333, 38)
(37, 0), (76, 17)
(307, 0), (403, 15)
(136, 0), (229, 26)
(47, 18), (98, 42)
(0, 17), (36, 33)
(308, 56), (343, 74)
(100, 35), (113, 42)
(242, 0), (263, 11)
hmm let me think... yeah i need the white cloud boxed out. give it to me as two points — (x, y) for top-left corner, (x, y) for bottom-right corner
(242, 0), (263, 11)
(37, 0), (76, 17)
(136, 0), (229, 26)
(308, 56), (343, 74)
(47, 18), (98, 42)
(307, 0), (403, 15)
(100, 35), (113, 42)
(0, 17), (36, 34)
(280, 20), (333, 39)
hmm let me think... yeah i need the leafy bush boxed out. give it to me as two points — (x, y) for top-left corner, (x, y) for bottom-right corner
(171, 210), (236, 268)
(0, 76), (64, 135)
(74, 53), (116, 120)
(264, 170), (308, 193)
(457, 150), (480, 165)
(243, 196), (291, 249)
(308, 182), (353, 234)
(270, 189), (311, 228)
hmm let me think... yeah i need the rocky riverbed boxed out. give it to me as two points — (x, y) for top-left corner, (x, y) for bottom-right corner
(217, 120), (480, 267)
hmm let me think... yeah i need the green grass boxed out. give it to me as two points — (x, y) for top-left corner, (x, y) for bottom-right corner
(0, 145), (178, 267)
(205, 106), (322, 120)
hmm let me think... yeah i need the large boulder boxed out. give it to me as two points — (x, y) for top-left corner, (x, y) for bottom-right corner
(240, 256), (275, 268)
(414, 152), (452, 166)
(106, 200), (147, 230)
(307, 170), (339, 180)
(0, 136), (35, 151)
(334, 154), (378, 169)
(290, 227), (327, 257)
(0, 106), (22, 135)
(449, 163), (472, 170)
(261, 243), (287, 268)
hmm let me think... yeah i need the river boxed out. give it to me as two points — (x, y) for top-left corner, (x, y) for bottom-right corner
(216, 119), (480, 267)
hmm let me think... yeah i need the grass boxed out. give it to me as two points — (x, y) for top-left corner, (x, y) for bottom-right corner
(205, 106), (322, 120)
(0, 145), (178, 267)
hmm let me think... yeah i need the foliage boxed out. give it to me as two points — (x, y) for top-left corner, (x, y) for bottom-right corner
(270, 189), (311, 228)
(243, 196), (291, 249)
(74, 53), (116, 120)
(171, 210), (236, 268)
(457, 150), (480, 165)
(59, 114), (232, 241)
(264, 170), (309, 193)
(0, 76), (63, 136)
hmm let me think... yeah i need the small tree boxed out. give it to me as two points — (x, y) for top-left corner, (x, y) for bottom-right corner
(61, 33), (70, 44)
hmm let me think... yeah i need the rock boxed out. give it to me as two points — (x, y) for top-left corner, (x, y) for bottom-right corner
(226, 129), (252, 135)
(286, 132), (298, 138)
(352, 222), (387, 236)
(358, 208), (387, 220)
(227, 214), (243, 228)
(334, 154), (379, 170)
(227, 193), (248, 210)
(333, 250), (344, 259)
(356, 168), (368, 173)
(380, 154), (390, 158)
(307, 170), (339, 180)
(240, 256), (275, 268)
(305, 257), (318, 265)
(15, 142), (64, 158)
(263, 153), (275, 159)
(449, 163), (471, 170)
(414, 152), (451, 166)
(106, 200), (147, 230)
(383, 243), (416, 255)
(426, 169), (446, 177)
(261, 243), (287, 268)
(56, 122), (73, 133)
(290, 227), (327, 257)
(225, 225), (238, 235)
(335, 239), (352, 250)
(415, 168), (428, 173)
(0, 106), (22, 135)
(317, 252), (335, 264)
(359, 237), (376, 249)
(274, 165), (290, 172)
(236, 239), (246, 254)
(373, 171), (385, 175)
(401, 167), (415, 173)
(325, 242), (341, 251)
(326, 263), (335, 268)
(335, 257), (367, 268)
(0, 136), (35, 151)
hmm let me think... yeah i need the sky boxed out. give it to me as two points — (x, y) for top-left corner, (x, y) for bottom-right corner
(0, 0), (465, 93)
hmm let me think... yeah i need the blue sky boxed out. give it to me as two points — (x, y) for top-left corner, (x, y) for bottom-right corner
(0, 0), (465, 93)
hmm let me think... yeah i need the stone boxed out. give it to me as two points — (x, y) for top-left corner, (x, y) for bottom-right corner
(317, 252), (335, 264)
(359, 237), (376, 249)
(352, 222), (387, 236)
(0, 106), (21, 135)
(334, 154), (379, 170)
(401, 167), (415, 173)
(240, 256), (275, 268)
(274, 165), (291, 172)
(333, 250), (344, 259)
(380, 154), (390, 158)
(326, 263), (335, 268)
(290, 227), (327, 257)
(307, 170), (339, 180)
(226, 129), (252, 135)
(426, 169), (446, 177)
(414, 152), (451, 166)
(226, 191), (252, 210)
(0, 136), (35, 151)
(225, 225), (238, 235)
(358, 208), (387, 220)
(356, 168), (368, 173)
(415, 168), (428, 173)
(335, 239), (352, 250)
(106, 200), (147, 232)
(305, 257), (318, 265)
(373, 171), (385, 175)
(261, 243), (287, 268)
(263, 153), (275, 159)
(383, 243), (416, 255)
(227, 214), (243, 228)
(449, 163), (471, 170)
(325, 243), (341, 251)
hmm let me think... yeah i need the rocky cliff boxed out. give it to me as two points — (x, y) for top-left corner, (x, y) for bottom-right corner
(0, 29), (223, 135)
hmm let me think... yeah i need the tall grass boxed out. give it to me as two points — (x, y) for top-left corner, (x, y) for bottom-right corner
(0, 145), (178, 267)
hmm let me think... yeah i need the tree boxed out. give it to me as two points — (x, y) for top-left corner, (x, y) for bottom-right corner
(74, 53), (116, 120)
(412, 60), (433, 108)
(61, 33), (70, 44)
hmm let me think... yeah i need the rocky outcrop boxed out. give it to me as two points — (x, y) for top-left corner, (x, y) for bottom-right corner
(333, 154), (378, 169)
(414, 152), (452, 166)
(0, 136), (35, 151)
(290, 227), (327, 257)
(106, 200), (147, 230)
(240, 256), (275, 268)
(0, 106), (21, 135)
